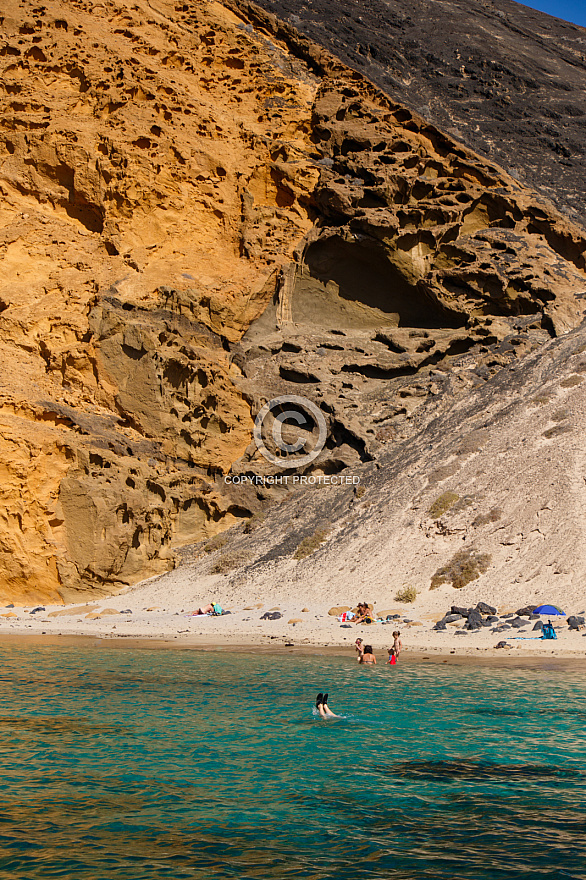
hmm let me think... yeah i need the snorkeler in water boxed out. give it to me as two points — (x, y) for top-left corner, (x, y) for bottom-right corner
(315, 692), (339, 718)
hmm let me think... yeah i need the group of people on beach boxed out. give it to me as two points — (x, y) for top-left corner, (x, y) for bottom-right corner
(354, 632), (402, 665)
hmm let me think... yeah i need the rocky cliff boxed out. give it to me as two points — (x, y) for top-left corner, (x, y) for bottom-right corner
(0, 0), (585, 603)
(244, 0), (586, 226)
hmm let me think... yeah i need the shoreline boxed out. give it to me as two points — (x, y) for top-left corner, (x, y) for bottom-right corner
(0, 630), (585, 669)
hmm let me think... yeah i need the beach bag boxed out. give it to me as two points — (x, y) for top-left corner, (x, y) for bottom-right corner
(541, 621), (557, 640)
(212, 603), (223, 616)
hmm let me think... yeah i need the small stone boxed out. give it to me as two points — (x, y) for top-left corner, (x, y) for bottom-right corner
(146, 607), (159, 612)
(1, 612), (17, 618)
(288, 618), (302, 624)
(301, 607), (309, 612)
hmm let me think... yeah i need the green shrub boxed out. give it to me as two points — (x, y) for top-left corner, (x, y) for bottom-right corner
(395, 585), (417, 603)
(210, 552), (248, 574)
(294, 527), (330, 560)
(430, 549), (491, 590)
(428, 491), (459, 519)
(244, 511), (265, 534)
(473, 507), (503, 527)
(542, 425), (572, 439)
(204, 534), (228, 553)
(355, 485), (366, 499)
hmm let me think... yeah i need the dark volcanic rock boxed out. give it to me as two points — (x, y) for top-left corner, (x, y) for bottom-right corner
(434, 620), (447, 631)
(567, 615), (585, 629)
(511, 617), (527, 628)
(533, 621), (544, 631)
(466, 609), (483, 630)
(515, 605), (537, 616)
(476, 602), (497, 615)
(244, 0), (586, 225)
(451, 606), (471, 618)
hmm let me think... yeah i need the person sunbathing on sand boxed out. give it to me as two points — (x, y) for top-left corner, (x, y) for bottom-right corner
(316, 693), (339, 718)
(354, 603), (374, 624)
(193, 603), (214, 616)
(359, 645), (376, 664)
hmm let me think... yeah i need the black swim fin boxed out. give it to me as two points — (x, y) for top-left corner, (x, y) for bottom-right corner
(316, 692), (323, 708)
(323, 693), (329, 706)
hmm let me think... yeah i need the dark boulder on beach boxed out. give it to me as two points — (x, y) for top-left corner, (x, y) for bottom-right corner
(434, 621), (447, 631)
(261, 612), (283, 621)
(443, 613), (462, 624)
(567, 616), (585, 630)
(466, 610), (483, 630)
(511, 618), (527, 628)
(532, 621), (544, 631)
(476, 602), (497, 616)
(515, 606), (537, 617)
(451, 607), (471, 618)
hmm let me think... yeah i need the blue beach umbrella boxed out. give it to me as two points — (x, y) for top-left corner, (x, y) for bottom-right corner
(534, 604), (565, 616)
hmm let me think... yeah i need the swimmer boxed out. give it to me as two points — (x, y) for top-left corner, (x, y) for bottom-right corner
(315, 692), (339, 718)
(359, 645), (376, 664)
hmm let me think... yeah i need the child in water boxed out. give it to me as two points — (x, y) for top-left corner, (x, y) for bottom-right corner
(388, 647), (397, 665)
(393, 631), (402, 659)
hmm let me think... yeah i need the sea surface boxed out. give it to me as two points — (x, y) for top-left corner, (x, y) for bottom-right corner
(0, 645), (585, 879)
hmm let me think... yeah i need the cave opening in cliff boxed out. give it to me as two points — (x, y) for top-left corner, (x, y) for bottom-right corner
(293, 236), (462, 330)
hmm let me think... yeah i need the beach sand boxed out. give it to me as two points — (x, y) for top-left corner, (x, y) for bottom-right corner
(2, 568), (585, 663)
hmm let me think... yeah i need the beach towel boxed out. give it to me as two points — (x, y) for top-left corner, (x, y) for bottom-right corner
(337, 611), (355, 623)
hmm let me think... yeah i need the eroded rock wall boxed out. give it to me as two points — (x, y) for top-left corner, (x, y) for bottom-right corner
(0, 0), (585, 603)
(0, 0), (320, 601)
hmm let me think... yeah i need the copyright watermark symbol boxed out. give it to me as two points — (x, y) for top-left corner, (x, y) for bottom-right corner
(253, 394), (327, 468)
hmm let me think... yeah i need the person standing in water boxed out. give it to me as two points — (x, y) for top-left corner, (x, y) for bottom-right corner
(315, 693), (339, 718)
(388, 647), (397, 665)
(393, 631), (403, 659)
(359, 645), (376, 664)
(355, 638), (364, 660)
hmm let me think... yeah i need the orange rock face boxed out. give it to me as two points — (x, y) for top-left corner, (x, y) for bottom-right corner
(0, 0), (319, 602)
(0, 0), (585, 603)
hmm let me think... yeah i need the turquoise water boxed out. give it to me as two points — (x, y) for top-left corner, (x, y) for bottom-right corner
(0, 647), (585, 879)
